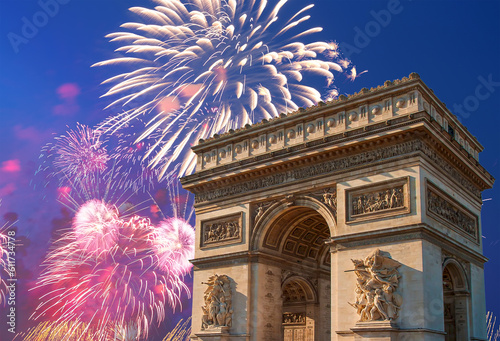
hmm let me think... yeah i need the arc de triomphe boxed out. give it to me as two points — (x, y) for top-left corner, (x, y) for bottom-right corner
(181, 73), (494, 340)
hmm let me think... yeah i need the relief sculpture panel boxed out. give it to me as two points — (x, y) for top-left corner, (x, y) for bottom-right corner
(201, 213), (242, 248)
(426, 182), (478, 242)
(347, 177), (410, 223)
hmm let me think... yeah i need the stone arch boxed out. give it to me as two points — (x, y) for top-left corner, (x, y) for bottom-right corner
(282, 275), (318, 304)
(251, 195), (336, 253)
(250, 196), (333, 340)
(442, 257), (470, 341)
(442, 258), (469, 292)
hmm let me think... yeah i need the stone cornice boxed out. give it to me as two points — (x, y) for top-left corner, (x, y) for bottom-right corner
(183, 112), (427, 185)
(191, 250), (330, 276)
(182, 123), (492, 206)
(193, 74), (482, 153)
(327, 223), (487, 267)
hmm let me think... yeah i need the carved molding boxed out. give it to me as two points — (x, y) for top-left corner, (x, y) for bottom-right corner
(193, 139), (481, 204)
(201, 213), (243, 249)
(350, 249), (403, 322)
(426, 181), (479, 243)
(346, 177), (410, 223)
(201, 274), (233, 330)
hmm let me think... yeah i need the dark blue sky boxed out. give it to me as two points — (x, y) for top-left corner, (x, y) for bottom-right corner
(1, 0), (499, 339)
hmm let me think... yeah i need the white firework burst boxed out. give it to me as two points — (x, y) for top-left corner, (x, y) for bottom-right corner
(94, 0), (351, 177)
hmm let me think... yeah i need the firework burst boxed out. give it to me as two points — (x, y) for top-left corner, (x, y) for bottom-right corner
(72, 199), (120, 254)
(30, 164), (193, 340)
(155, 217), (195, 276)
(42, 124), (109, 182)
(31, 210), (190, 340)
(94, 0), (353, 177)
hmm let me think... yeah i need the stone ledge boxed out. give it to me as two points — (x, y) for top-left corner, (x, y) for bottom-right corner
(351, 320), (399, 332)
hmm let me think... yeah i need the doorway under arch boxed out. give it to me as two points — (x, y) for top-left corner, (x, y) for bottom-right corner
(254, 203), (333, 340)
(442, 259), (470, 341)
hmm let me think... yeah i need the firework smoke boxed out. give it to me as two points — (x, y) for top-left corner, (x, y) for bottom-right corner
(94, 0), (353, 178)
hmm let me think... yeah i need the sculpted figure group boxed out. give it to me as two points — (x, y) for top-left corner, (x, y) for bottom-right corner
(203, 222), (239, 244)
(350, 249), (403, 322)
(427, 190), (476, 237)
(352, 187), (403, 215)
(201, 274), (233, 329)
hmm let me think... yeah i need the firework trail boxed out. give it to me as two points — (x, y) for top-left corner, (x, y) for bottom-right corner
(94, 0), (353, 178)
(19, 321), (98, 341)
(162, 317), (192, 341)
(107, 120), (164, 193)
(0, 202), (15, 307)
(0, 225), (10, 306)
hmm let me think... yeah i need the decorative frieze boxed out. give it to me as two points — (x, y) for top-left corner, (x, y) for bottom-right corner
(201, 213), (242, 248)
(426, 182), (478, 242)
(350, 249), (403, 322)
(347, 177), (410, 223)
(193, 139), (481, 204)
(283, 312), (306, 325)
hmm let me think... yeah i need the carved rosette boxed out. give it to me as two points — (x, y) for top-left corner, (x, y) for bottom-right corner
(349, 249), (403, 322)
(201, 274), (233, 330)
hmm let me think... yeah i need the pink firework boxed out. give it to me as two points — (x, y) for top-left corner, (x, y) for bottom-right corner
(155, 218), (195, 276)
(47, 124), (109, 181)
(32, 213), (189, 340)
(72, 199), (120, 253)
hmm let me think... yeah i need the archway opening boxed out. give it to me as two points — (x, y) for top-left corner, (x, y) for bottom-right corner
(443, 261), (469, 341)
(259, 206), (332, 341)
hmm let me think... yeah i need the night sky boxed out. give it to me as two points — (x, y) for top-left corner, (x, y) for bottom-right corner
(0, 0), (499, 339)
